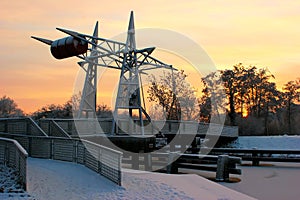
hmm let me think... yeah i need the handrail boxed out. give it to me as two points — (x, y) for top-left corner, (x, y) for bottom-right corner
(0, 137), (28, 156)
(204, 147), (300, 166)
(27, 117), (48, 137)
(51, 120), (72, 138)
(0, 137), (28, 190)
(81, 138), (124, 155)
(0, 117), (48, 136)
(0, 132), (123, 186)
(204, 148), (300, 154)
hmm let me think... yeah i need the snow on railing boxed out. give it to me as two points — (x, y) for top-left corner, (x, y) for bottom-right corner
(0, 137), (28, 190)
(0, 133), (123, 186)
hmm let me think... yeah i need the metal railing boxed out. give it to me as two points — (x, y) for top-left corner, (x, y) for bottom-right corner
(0, 117), (47, 136)
(0, 133), (123, 186)
(206, 148), (300, 166)
(0, 137), (28, 190)
(38, 118), (238, 138)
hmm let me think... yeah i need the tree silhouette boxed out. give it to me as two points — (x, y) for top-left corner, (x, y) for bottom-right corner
(200, 71), (226, 124)
(282, 79), (300, 134)
(0, 96), (24, 118)
(96, 104), (112, 118)
(201, 64), (290, 135)
(220, 69), (238, 125)
(147, 70), (198, 121)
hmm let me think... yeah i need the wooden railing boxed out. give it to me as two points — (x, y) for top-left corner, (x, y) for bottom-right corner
(0, 137), (28, 190)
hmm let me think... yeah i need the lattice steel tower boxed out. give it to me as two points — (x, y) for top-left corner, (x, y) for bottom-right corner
(32, 11), (175, 135)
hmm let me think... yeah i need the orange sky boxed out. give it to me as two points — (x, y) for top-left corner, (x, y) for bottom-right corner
(1, 0), (299, 114)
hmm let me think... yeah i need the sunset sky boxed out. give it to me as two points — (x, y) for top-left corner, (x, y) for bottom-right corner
(1, 0), (299, 114)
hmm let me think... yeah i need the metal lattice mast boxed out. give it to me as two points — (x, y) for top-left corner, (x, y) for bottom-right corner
(32, 11), (175, 135)
(78, 22), (99, 118)
(112, 11), (146, 135)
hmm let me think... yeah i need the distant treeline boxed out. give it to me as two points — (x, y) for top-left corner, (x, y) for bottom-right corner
(199, 63), (299, 136)
(0, 63), (299, 136)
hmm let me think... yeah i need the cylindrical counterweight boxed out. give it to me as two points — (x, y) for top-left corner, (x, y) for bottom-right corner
(50, 36), (88, 59)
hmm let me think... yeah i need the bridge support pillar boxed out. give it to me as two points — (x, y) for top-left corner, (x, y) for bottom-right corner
(216, 155), (229, 182)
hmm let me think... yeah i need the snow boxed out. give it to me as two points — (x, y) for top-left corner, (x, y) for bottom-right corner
(2, 136), (299, 199)
(0, 158), (255, 200)
(229, 135), (300, 150)
(0, 165), (23, 193)
(221, 162), (300, 200)
(0, 165), (31, 200)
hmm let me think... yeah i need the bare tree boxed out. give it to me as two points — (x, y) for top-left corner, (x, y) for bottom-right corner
(96, 104), (112, 118)
(147, 70), (199, 121)
(0, 96), (24, 118)
(200, 71), (226, 124)
(282, 79), (300, 134)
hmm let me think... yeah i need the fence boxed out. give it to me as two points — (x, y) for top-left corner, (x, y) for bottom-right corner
(38, 118), (238, 138)
(39, 119), (71, 138)
(122, 152), (241, 182)
(0, 117), (47, 136)
(0, 137), (28, 190)
(0, 133), (123, 186)
(206, 148), (300, 166)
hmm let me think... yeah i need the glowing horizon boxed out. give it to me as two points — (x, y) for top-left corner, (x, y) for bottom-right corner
(1, 0), (299, 114)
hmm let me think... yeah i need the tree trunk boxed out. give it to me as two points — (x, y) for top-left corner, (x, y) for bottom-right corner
(264, 103), (269, 135)
(288, 100), (291, 134)
(229, 92), (236, 126)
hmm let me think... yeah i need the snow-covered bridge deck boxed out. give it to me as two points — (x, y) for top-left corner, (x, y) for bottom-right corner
(24, 158), (255, 200)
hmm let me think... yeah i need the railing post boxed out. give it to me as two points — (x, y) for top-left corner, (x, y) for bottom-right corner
(26, 118), (30, 135)
(18, 150), (21, 179)
(4, 143), (9, 166)
(132, 153), (139, 170)
(252, 147), (260, 166)
(118, 155), (122, 186)
(73, 140), (78, 163)
(4, 119), (8, 133)
(28, 137), (32, 157)
(50, 139), (54, 159)
(167, 152), (178, 174)
(144, 154), (152, 171)
(98, 149), (102, 174)
(216, 155), (229, 182)
(23, 155), (27, 191)
(83, 146), (86, 165)
(68, 120), (73, 136)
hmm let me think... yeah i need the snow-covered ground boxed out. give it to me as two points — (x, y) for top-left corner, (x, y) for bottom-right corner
(0, 165), (24, 193)
(1, 158), (256, 200)
(229, 135), (300, 149)
(0, 165), (32, 200)
(2, 158), (300, 200)
(221, 162), (300, 200)
(1, 136), (299, 199)
(28, 158), (256, 200)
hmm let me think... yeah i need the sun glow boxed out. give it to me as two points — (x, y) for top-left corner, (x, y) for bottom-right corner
(1, 1), (300, 113)
(242, 110), (249, 118)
